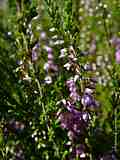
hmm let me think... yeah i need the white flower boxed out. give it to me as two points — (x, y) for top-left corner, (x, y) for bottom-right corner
(74, 75), (79, 82)
(23, 74), (31, 82)
(84, 88), (93, 94)
(64, 63), (71, 70)
(56, 99), (66, 106)
(34, 137), (38, 142)
(44, 76), (52, 84)
(7, 32), (12, 36)
(80, 152), (86, 158)
(59, 48), (67, 58)
(82, 112), (91, 122)
(43, 63), (49, 71)
(49, 27), (56, 32)
(53, 40), (64, 45)
(44, 46), (52, 52)
(32, 15), (39, 20)
(51, 35), (58, 39)
(40, 31), (46, 39)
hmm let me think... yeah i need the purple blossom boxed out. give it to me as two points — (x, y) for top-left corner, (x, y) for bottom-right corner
(3, 127), (9, 140)
(16, 60), (23, 65)
(50, 64), (58, 72)
(81, 94), (93, 107)
(110, 36), (120, 49)
(47, 59), (53, 65)
(58, 110), (89, 139)
(84, 88), (93, 95)
(65, 101), (76, 113)
(110, 36), (120, 63)
(82, 112), (91, 122)
(115, 49), (120, 63)
(66, 79), (74, 86)
(81, 92), (100, 109)
(44, 62), (58, 72)
(45, 46), (52, 53)
(32, 50), (38, 61)
(69, 92), (80, 102)
(69, 86), (76, 92)
(40, 31), (46, 39)
(83, 63), (93, 71)
(89, 39), (96, 55)
(48, 52), (54, 60)
(31, 43), (40, 61)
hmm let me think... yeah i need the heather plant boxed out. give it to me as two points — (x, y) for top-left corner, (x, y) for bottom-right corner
(0, 0), (120, 160)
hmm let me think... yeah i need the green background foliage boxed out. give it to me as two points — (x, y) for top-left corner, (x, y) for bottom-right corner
(0, 0), (120, 159)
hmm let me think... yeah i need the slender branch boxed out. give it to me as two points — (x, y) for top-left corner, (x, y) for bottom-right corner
(102, 8), (111, 47)
(114, 106), (117, 153)
(35, 78), (45, 114)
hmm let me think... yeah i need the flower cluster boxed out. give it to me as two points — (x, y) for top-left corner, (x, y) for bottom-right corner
(44, 46), (58, 84)
(56, 44), (101, 159)
(58, 109), (89, 137)
(57, 100), (90, 159)
(81, 88), (99, 110)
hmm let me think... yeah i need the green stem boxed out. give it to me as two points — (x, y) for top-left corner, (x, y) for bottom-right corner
(90, 153), (93, 160)
(114, 107), (117, 152)
(35, 78), (45, 114)
(35, 78), (49, 129)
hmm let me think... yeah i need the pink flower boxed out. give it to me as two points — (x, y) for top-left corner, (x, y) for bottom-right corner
(115, 49), (120, 63)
